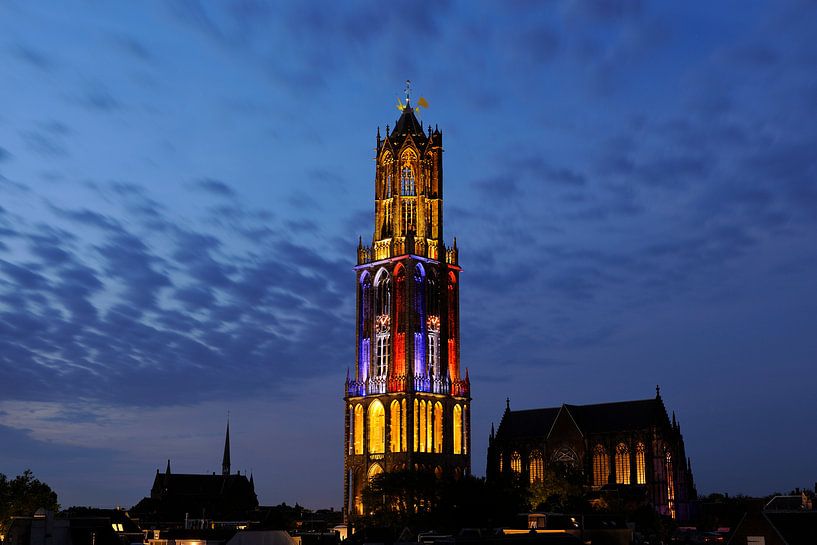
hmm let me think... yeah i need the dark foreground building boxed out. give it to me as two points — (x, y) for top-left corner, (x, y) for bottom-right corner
(343, 89), (471, 520)
(132, 423), (258, 525)
(487, 388), (696, 520)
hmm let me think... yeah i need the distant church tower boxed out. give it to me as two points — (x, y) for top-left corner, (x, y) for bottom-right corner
(344, 87), (471, 519)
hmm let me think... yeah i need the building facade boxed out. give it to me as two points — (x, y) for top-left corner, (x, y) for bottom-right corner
(343, 96), (471, 519)
(487, 389), (696, 520)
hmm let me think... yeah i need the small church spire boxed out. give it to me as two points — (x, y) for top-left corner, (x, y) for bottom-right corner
(405, 79), (411, 107)
(505, 397), (511, 412)
(166, 459), (171, 475)
(655, 384), (661, 398)
(222, 415), (231, 477)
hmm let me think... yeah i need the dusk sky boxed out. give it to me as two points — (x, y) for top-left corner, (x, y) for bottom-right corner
(1, 1), (816, 510)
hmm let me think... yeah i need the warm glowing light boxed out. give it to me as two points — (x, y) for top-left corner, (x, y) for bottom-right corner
(511, 451), (521, 473)
(453, 404), (462, 455)
(390, 400), (401, 452)
(593, 444), (609, 487)
(433, 401), (443, 453)
(636, 442), (646, 484)
(529, 450), (544, 483)
(425, 399), (432, 450)
(401, 398), (407, 451)
(354, 404), (363, 455)
(413, 399), (419, 452)
(368, 400), (385, 454)
(666, 451), (676, 519)
(615, 443), (630, 484)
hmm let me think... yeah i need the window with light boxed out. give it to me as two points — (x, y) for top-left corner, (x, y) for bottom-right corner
(353, 404), (363, 455)
(636, 442), (646, 484)
(615, 443), (630, 484)
(390, 400), (401, 452)
(368, 400), (385, 454)
(453, 404), (462, 455)
(511, 451), (522, 473)
(400, 166), (415, 196)
(529, 450), (544, 483)
(593, 444), (609, 487)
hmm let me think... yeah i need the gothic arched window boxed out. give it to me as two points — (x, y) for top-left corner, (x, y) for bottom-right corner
(368, 400), (385, 454)
(390, 400), (401, 453)
(463, 405), (468, 455)
(434, 401), (443, 453)
(593, 444), (609, 487)
(418, 399), (427, 452)
(636, 442), (647, 484)
(666, 451), (676, 519)
(373, 269), (391, 378)
(615, 443), (630, 484)
(511, 451), (522, 473)
(401, 165), (415, 196)
(368, 463), (383, 481)
(453, 404), (463, 455)
(529, 450), (544, 483)
(426, 399), (432, 451)
(353, 404), (363, 455)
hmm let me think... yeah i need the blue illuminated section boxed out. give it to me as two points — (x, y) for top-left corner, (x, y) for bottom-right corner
(360, 338), (370, 381)
(414, 264), (426, 384)
(414, 332), (426, 390)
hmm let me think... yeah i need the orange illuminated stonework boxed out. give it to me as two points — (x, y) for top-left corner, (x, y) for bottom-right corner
(343, 98), (471, 520)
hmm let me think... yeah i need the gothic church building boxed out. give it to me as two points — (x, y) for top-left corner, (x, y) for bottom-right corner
(343, 96), (471, 519)
(487, 389), (696, 520)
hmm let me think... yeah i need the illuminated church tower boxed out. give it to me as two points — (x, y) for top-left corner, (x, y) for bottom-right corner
(344, 89), (471, 518)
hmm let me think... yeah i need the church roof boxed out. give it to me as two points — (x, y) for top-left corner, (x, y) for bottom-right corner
(387, 106), (428, 147)
(495, 397), (669, 440)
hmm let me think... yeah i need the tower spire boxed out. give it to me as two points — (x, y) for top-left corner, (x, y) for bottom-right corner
(222, 414), (231, 477)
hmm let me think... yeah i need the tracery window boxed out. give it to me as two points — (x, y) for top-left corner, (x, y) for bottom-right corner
(390, 400), (401, 452)
(386, 171), (392, 198)
(453, 404), (462, 455)
(400, 166), (415, 196)
(353, 404), (363, 455)
(368, 400), (385, 454)
(427, 316), (440, 378)
(374, 270), (391, 378)
(529, 450), (544, 483)
(511, 451), (522, 473)
(498, 451), (503, 473)
(615, 443), (630, 484)
(666, 451), (676, 519)
(434, 402), (443, 453)
(552, 446), (579, 466)
(593, 444), (609, 487)
(636, 442), (646, 484)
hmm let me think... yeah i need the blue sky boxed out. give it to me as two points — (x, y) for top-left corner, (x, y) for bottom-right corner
(1, 1), (816, 509)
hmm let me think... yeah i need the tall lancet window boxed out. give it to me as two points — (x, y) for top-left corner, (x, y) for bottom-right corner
(426, 271), (440, 379)
(374, 269), (391, 378)
(635, 442), (646, 484)
(400, 166), (415, 196)
(593, 444), (609, 487)
(615, 443), (630, 484)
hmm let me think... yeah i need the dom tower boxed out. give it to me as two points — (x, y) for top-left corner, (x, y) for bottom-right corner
(344, 92), (471, 518)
